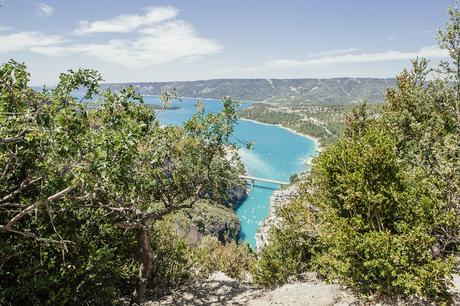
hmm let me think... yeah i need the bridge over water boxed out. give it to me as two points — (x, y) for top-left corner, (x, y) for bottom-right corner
(239, 175), (289, 186)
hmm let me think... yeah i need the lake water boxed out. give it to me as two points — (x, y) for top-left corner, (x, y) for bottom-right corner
(143, 96), (317, 248)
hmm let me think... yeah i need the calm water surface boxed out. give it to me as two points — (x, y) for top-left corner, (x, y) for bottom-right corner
(143, 96), (317, 248)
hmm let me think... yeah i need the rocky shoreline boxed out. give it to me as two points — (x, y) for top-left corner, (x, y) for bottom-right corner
(255, 185), (299, 251)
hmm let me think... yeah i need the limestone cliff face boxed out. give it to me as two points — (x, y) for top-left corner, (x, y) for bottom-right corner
(255, 185), (299, 251)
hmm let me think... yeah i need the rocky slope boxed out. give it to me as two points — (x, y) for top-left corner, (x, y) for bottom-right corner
(139, 272), (460, 306)
(140, 272), (356, 306)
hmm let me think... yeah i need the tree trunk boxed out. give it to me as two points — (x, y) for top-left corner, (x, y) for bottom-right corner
(130, 226), (153, 306)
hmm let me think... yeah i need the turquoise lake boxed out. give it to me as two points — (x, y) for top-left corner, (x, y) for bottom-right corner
(142, 96), (317, 248)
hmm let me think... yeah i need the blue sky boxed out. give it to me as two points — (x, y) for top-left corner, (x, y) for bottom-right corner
(0, 0), (454, 85)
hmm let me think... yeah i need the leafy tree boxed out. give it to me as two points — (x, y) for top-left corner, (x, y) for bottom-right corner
(87, 94), (241, 304)
(0, 60), (243, 304)
(0, 61), (137, 304)
(438, 4), (460, 117)
(382, 7), (460, 251)
(384, 59), (460, 254)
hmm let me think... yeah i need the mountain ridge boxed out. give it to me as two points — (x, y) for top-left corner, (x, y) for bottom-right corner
(105, 77), (396, 104)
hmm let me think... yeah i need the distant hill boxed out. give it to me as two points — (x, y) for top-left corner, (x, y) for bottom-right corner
(105, 78), (396, 104)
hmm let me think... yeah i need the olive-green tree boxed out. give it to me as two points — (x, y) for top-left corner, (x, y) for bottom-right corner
(0, 60), (243, 305)
(84, 91), (241, 305)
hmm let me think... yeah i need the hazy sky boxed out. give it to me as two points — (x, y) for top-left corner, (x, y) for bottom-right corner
(0, 0), (454, 85)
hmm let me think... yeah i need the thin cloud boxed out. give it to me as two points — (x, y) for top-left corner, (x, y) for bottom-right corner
(32, 20), (221, 68)
(0, 25), (12, 32)
(37, 3), (54, 16)
(266, 46), (448, 68)
(75, 6), (179, 35)
(0, 31), (64, 53)
(221, 46), (448, 75)
(0, 6), (221, 68)
(304, 48), (359, 58)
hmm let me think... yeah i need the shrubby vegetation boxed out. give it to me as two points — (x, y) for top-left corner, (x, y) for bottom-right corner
(192, 236), (254, 279)
(0, 60), (252, 305)
(312, 122), (455, 301)
(251, 197), (317, 286)
(148, 218), (253, 298)
(174, 200), (241, 242)
(253, 6), (460, 304)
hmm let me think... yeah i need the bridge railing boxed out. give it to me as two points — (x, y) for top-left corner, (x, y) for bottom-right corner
(239, 175), (289, 186)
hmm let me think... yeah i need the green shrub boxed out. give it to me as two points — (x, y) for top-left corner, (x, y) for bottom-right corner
(192, 236), (254, 279)
(254, 124), (455, 303)
(251, 198), (317, 286)
(147, 218), (254, 295)
(309, 127), (454, 303)
(0, 206), (138, 305)
(148, 220), (193, 296)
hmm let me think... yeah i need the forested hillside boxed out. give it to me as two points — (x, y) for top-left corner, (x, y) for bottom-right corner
(238, 103), (383, 145)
